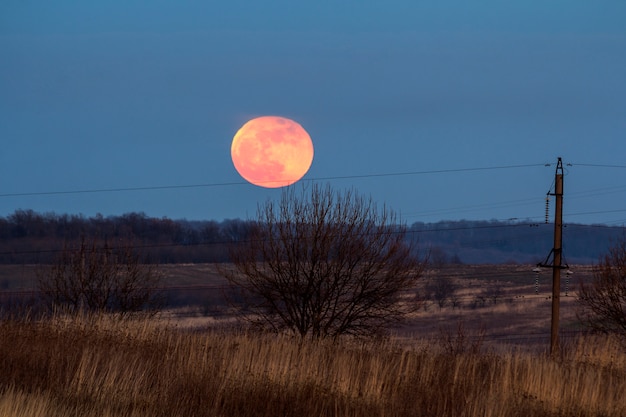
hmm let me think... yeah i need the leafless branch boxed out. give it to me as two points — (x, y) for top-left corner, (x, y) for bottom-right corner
(221, 184), (426, 339)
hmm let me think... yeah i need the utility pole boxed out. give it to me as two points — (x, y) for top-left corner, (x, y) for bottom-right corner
(538, 157), (565, 356)
(550, 158), (564, 355)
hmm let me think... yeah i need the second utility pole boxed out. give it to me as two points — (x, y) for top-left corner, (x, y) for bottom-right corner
(550, 158), (564, 355)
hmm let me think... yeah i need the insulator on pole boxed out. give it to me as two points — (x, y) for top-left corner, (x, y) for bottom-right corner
(545, 196), (550, 224)
(533, 267), (541, 294)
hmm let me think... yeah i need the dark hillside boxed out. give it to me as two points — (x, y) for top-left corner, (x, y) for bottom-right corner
(409, 220), (621, 264)
(0, 210), (622, 265)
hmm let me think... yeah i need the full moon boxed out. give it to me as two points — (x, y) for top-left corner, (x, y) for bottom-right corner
(231, 116), (314, 188)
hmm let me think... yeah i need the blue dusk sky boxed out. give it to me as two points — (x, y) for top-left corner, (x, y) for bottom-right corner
(1, 1), (625, 225)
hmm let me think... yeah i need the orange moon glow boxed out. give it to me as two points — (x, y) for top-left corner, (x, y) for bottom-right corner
(231, 116), (314, 188)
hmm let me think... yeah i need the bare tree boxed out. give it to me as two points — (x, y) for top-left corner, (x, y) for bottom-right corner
(482, 282), (503, 306)
(38, 238), (163, 316)
(578, 236), (626, 341)
(221, 184), (425, 339)
(430, 247), (449, 269)
(428, 276), (458, 309)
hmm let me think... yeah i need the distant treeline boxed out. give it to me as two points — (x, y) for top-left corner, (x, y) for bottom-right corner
(409, 220), (624, 264)
(0, 210), (623, 264)
(0, 210), (255, 264)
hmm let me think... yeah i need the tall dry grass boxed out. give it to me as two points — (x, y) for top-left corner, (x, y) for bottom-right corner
(1, 314), (625, 417)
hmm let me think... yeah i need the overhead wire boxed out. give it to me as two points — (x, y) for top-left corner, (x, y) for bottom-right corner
(571, 163), (626, 169)
(3, 160), (626, 223)
(401, 197), (546, 219)
(1, 160), (625, 259)
(0, 162), (549, 198)
(565, 208), (626, 218)
(1, 160), (619, 343)
(566, 184), (626, 199)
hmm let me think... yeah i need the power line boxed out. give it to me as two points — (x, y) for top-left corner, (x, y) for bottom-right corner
(311, 163), (549, 181)
(4, 161), (626, 224)
(406, 182), (626, 221)
(0, 181), (248, 198)
(565, 208), (626, 218)
(402, 197), (546, 219)
(567, 184), (626, 199)
(0, 163), (548, 198)
(572, 163), (626, 169)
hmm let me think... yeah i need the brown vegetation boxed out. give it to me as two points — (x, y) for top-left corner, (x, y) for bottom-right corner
(37, 238), (163, 316)
(1, 314), (625, 417)
(578, 235), (626, 342)
(222, 185), (425, 339)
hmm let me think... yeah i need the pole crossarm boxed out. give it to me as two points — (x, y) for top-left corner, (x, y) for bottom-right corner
(537, 248), (569, 270)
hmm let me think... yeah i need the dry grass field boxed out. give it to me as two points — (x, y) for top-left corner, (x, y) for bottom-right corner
(152, 264), (596, 351)
(0, 263), (597, 347)
(1, 313), (625, 417)
(2, 263), (624, 416)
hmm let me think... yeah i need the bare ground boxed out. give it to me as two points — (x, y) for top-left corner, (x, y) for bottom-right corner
(0, 263), (596, 351)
